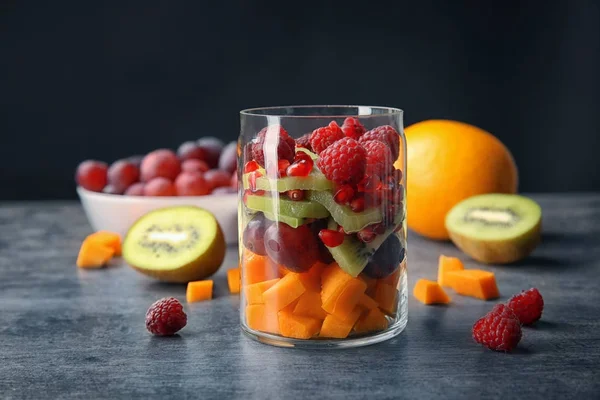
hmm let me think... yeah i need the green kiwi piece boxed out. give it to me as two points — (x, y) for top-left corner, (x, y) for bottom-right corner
(445, 193), (542, 264)
(307, 190), (383, 233)
(244, 194), (329, 219)
(324, 219), (398, 277)
(262, 211), (305, 229)
(296, 147), (318, 160)
(242, 169), (334, 192)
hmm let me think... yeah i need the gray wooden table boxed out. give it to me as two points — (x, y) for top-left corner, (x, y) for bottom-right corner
(1, 194), (599, 399)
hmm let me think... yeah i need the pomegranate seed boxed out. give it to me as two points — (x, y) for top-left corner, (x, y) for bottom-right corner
(294, 151), (313, 165)
(363, 175), (381, 192)
(278, 159), (291, 177)
(254, 189), (266, 196)
(349, 196), (365, 212)
(371, 222), (386, 235)
(338, 226), (346, 234)
(286, 152), (314, 177)
(334, 184), (355, 204)
(318, 229), (345, 248)
(357, 229), (376, 243)
(364, 191), (384, 208)
(286, 189), (304, 201)
(244, 160), (260, 173)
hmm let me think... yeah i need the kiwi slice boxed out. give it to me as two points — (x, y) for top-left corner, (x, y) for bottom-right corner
(307, 190), (383, 233)
(296, 147), (318, 160)
(445, 193), (542, 264)
(245, 194), (329, 219)
(263, 211), (305, 229)
(242, 169), (334, 192)
(324, 219), (398, 277)
(122, 206), (226, 283)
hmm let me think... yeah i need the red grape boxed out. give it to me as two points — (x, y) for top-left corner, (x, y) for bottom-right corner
(218, 141), (238, 173)
(175, 172), (211, 196)
(181, 159), (209, 173)
(108, 159), (140, 192)
(197, 137), (224, 168)
(76, 160), (108, 192)
(140, 149), (181, 182)
(143, 177), (176, 196)
(204, 169), (231, 190)
(242, 214), (271, 255)
(264, 223), (319, 272)
(177, 141), (207, 161)
(124, 182), (145, 196)
(127, 155), (144, 168)
(102, 184), (123, 195)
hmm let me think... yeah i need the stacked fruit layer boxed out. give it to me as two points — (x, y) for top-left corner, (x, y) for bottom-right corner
(240, 118), (406, 339)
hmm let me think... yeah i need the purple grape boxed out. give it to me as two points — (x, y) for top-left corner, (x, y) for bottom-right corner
(242, 214), (271, 256)
(218, 141), (238, 173)
(362, 234), (404, 279)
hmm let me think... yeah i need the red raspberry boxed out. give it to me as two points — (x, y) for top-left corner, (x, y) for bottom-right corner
(146, 297), (187, 336)
(295, 132), (312, 151)
(472, 304), (522, 352)
(359, 125), (400, 160)
(342, 117), (366, 140)
(316, 137), (367, 185)
(251, 125), (295, 167)
(507, 288), (544, 325)
(328, 120), (344, 136)
(309, 125), (345, 154)
(362, 140), (393, 178)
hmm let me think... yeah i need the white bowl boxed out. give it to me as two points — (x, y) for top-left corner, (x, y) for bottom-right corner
(77, 187), (239, 245)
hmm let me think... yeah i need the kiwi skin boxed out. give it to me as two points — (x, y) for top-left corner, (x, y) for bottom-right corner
(124, 207), (226, 283)
(448, 220), (541, 265)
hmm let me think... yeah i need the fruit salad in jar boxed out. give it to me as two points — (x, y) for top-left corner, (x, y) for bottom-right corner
(239, 107), (407, 345)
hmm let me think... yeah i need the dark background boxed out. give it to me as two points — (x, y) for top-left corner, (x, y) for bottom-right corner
(1, 0), (599, 200)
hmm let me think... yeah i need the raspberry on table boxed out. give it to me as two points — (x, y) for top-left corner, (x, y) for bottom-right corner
(359, 125), (400, 160)
(342, 117), (366, 140)
(316, 137), (367, 185)
(507, 288), (544, 325)
(309, 125), (345, 154)
(472, 304), (522, 352)
(362, 140), (393, 178)
(146, 297), (188, 336)
(251, 125), (295, 167)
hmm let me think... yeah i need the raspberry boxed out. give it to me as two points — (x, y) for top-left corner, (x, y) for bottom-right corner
(328, 120), (344, 136)
(146, 297), (187, 336)
(296, 133), (312, 151)
(251, 125), (295, 167)
(359, 125), (400, 160)
(342, 117), (366, 140)
(316, 137), (367, 185)
(309, 125), (344, 154)
(362, 140), (393, 178)
(472, 304), (522, 352)
(507, 288), (544, 325)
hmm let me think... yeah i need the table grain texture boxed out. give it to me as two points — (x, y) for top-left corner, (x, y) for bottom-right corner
(1, 194), (599, 399)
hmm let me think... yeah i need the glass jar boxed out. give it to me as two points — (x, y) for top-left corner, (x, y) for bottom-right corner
(237, 106), (407, 348)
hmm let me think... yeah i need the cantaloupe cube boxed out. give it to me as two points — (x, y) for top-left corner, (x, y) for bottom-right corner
(76, 239), (114, 268)
(186, 280), (213, 302)
(227, 268), (241, 294)
(321, 277), (367, 321)
(320, 308), (364, 339)
(86, 231), (122, 256)
(242, 251), (279, 285)
(262, 272), (306, 311)
(373, 282), (398, 316)
(298, 262), (326, 292)
(360, 274), (378, 294)
(437, 255), (464, 287)
(244, 278), (280, 305)
(380, 267), (401, 287)
(354, 308), (389, 333)
(357, 293), (378, 310)
(321, 263), (353, 300)
(413, 279), (451, 305)
(246, 304), (279, 334)
(446, 270), (499, 300)
(278, 310), (322, 339)
(293, 291), (327, 320)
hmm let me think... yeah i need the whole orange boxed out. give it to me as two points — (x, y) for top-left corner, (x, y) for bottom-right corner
(396, 120), (518, 240)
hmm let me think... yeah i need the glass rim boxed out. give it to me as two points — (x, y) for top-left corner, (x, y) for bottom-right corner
(239, 105), (403, 118)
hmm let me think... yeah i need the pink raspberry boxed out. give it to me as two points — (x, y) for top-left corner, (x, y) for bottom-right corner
(316, 137), (366, 185)
(342, 117), (366, 140)
(359, 125), (400, 160)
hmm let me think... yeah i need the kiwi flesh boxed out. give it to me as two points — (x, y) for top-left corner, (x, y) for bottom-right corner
(262, 211), (304, 228)
(307, 190), (383, 233)
(242, 169), (333, 192)
(122, 206), (225, 282)
(445, 193), (542, 264)
(245, 194), (329, 219)
(324, 219), (398, 277)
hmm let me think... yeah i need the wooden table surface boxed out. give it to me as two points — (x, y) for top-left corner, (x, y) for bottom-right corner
(1, 194), (599, 399)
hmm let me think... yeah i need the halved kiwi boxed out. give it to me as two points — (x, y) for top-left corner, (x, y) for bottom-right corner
(122, 206), (226, 282)
(445, 193), (542, 264)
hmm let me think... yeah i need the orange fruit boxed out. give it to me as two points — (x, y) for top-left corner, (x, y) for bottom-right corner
(395, 120), (518, 240)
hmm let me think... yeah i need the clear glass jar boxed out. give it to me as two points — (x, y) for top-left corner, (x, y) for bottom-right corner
(237, 106), (407, 348)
